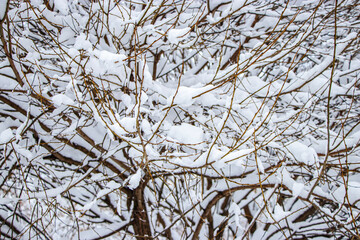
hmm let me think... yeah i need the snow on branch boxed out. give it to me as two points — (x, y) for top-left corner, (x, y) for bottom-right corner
(0, 0), (359, 239)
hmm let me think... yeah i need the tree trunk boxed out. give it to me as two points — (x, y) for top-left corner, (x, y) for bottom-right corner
(132, 183), (152, 239)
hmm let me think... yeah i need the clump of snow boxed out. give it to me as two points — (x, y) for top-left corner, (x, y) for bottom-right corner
(145, 145), (159, 158)
(110, 123), (126, 136)
(86, 49), (127, 76)
(97, 50), (126, 63)
(126, 169), (142, 190)
(0, 0), (8, 21)
(171, 86), (196, 107)
(59, 27), (75, 43)
(229, 202), (246, 231)
(106, 180), (122, 190)
(14, 144), (33, 159)
(242, 76), (280, 96)
(168, 27), (190, 44)
(0, 128), (13, 144)
(74, 34), (92, 50)
(168, 85), (214, 107)
(119, 117), (137, 133)
(286, 141), (318, 165)
(333, 181), (360, 205)
(141, 119), (152, 136)
(292, 182), (305, 197)
(121, 94), (132, 108)
(273, 204), (290, 222)
(296, 12), (312, 21)
(54, 0), (69, 15)
(110, 117), (137, 136)
(52, 94), (74, 107)
(128, 146), (143, 159)
(168, 123), (204, 144)
(231, 0), (246, 11)
(222, 148), (253, 163)
(93, 180), (122, 201)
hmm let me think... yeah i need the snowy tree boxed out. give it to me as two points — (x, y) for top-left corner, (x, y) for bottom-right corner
(0, 0), (359, 239)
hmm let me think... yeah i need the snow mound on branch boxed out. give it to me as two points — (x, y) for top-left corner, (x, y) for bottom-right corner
(74, 34), (92, 50)
(169, 85), (214, 107)
(168, 27), (190, 44)
(54, 0), (69, 15)
(0, 128), (13, 144)
(292, 182), (305, 197)
(126, 169), (142, 190)
(97, 50), (126, 63)
(110, 117), (137, 136)
(0, 0), (8, 20)
(333, 181), (360, 205)
(168, 123), (204, 144)
(52, 94), (74, 107)
(59, 27), (75, 43)
(286, 141), (318, 165)
(119, 117), (137, 133)
(171, 86), (196, 106)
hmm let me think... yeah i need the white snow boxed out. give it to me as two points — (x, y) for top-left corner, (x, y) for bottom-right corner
(110, 123), (126, 136)
(168, 123), (204, 144)
(98, 50), (126, 63)
(126, 169), (142, 190)
(168, 27), (190, 44)
(52, 94), (74, 107)
(13, 144), (33, 159)
(286, 141), (318, 165)
(141, 119), (152, 135)
(120, 94), (132, 108)
(119, 117), (137, 133)
(296, 12), (312, 21)
(74, 34), (92, 50)
(168, 85), (214, 107)
(110, 117), (137, 136)
(2, 0), (360, 237)
(170, 86), (196, 107)
(94, 180), (122, 201)
(128, 146), (143, 159)
(231, 0), (246, 11)
(222, 148), (253, 163)
(273, 204), (290, 221)
(333, 181), (360, 205)
(0, 128), (13, 144)
(54, 0), (69, 15)
(292, 182), (305, 197)
(79, 222), (130, 239)
(229, 202), (246, 231)
(0, 0), (8, 20)
(58, 27), (75, 43)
